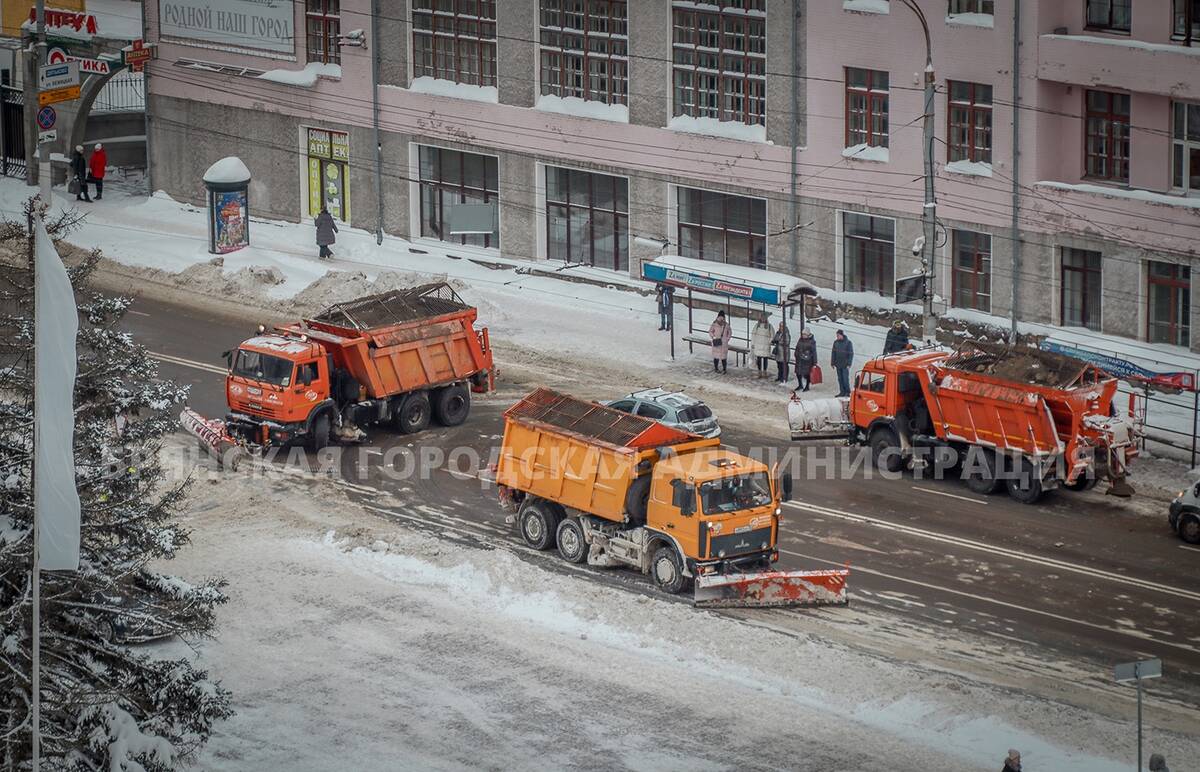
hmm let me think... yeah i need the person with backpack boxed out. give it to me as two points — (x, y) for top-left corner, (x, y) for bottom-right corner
(794, 330), (817, 392)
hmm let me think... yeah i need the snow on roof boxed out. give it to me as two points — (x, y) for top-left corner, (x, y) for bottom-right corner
(667, 114), (769, 144)
(842, 143), (890, 163)
(649, 254), (817, 296)
(535, 93), (629, 123)
(405, 76), (499, 104)
(240, 335), (311, 355)
(257, 62), (342, 88)
(203, 156), (251, 184)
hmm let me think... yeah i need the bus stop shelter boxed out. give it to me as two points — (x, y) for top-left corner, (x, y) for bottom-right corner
(641, 254), (818, 363)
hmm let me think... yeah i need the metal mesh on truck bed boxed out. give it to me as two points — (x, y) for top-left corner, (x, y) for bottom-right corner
(311, 282), (470, 330)
(506, 388), (693, 450)
(940, 340), (1099, 389)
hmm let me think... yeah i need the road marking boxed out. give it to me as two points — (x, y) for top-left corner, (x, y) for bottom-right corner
(1180, 544), (1200, 553)
(785, 500), (1200, 603)
(127, 309), (150, 317)
(149, 351), (227, 376)
(779, 548), (1200, 656)
(910, 485), (988, 505)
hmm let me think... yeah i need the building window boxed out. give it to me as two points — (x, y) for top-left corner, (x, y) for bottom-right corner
(677, 187), (767, 269)
(1173, 0), (1200, 40)
(539, 1), (628, 106)
(417, 146), (499, 249)
(412, 0), (497, 87)
(1085, 90), (1130, 183)
(947, 81), (992, 163)
(1086, 0), (1132, 32)
(843, 212), (895, 296)
(671, 0), (767, 126)
(1173, 101), (1200, 194)
(948, 0), (994, 13)
(545, 166), (629, 271)
(306, 0), (341, 65)
(846, 67), (889, 148)
(1061, 247), (1102, 331)
(1148, 262), (1191, 346)
(951, 230), (991, 313)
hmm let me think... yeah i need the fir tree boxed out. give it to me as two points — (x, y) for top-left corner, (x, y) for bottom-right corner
(0, 199), (232, 771)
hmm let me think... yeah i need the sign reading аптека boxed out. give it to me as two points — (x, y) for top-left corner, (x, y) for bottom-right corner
(159, 0), (294, 55)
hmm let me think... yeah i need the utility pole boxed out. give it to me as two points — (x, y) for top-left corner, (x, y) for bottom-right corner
(371, 0), (383, 245)
(30, 10), (44, 768)
(901, 1), (937, 343)
(1010, 0), (1022, 341)
(35, 0), (49, 201)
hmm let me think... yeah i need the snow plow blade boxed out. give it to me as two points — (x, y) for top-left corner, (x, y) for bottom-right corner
(693, 568), (850, 608)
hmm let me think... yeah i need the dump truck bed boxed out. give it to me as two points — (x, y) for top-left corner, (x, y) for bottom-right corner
(496, 388), (707, 523)
(280, 283), (493, 399)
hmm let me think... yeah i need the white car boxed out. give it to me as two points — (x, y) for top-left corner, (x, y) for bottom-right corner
(604, 388), (721, 438)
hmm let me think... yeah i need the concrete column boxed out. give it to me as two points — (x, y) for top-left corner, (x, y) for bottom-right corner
(628, 0), (670, 128)
(378, 0), (408, 87)
(765, 0), (803, 146)
(499, 151), (535, 259)
(497, 0), (535, 107)
(629, 171), (668, 276)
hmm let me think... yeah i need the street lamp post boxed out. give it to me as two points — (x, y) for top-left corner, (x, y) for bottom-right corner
(900, 0), (938, 344)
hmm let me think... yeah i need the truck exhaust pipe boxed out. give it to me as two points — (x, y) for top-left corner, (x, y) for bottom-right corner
(693, 567), (850, 608)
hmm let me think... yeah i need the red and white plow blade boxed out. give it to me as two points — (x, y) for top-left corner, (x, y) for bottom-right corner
(693, 568), (850, 608)
(180, 407), (247, 471)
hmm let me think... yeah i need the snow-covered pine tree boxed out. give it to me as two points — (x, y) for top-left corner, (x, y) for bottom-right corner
(0, 199), (232, 771)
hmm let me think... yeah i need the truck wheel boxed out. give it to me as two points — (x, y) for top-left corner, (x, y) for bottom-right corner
(1179, 515), (1200, 545)
(556, 518), (589, 564)
(651, 546), (688, 595)
(869, 428), (903, 473)
(1006, 458), (1044, 505)
(624, 475), (652, 525)
(309, 413), (331, 451)
(1064, 472), (1099, 492)
(519, 500), (558, 551)
(963, 449), (1002, 495)
(433, 384), (471, 427)
(396, 391), (431, 435)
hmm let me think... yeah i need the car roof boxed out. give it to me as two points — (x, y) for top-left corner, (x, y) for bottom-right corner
(628, 388), (703, 408)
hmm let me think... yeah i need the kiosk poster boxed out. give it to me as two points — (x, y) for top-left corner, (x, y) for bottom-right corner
(213, 190), (248, 253)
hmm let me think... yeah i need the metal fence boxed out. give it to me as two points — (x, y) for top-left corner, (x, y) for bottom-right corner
(93, 72), (145, 113)
(0, 84), (25, 177)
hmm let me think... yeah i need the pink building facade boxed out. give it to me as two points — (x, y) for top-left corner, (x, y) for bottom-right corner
(144, 0), (1200, 352)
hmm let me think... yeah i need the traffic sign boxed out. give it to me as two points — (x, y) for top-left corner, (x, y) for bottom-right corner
(38, 86), (81, 107)
(38, 61), (79, 91)
(37, 130), (56, 145)
(36, 106), (56, 131)
(1115, 658), (1162, 683)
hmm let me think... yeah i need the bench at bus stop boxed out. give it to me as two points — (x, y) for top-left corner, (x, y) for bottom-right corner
(681, 333), (750, 367)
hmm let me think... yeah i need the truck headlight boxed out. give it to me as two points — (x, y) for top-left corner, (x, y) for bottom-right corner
(718, 550), (726, 558)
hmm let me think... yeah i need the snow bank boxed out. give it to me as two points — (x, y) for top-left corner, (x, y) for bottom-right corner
(202, 157), (251, 185)
(535, 93), (629, 123)
(667, 114), (769, 144)
(1036, 180), (1200, 210)
(946, 12), (995, 28)
(843, 143), (890, 162)
(844, 0), (890, 13)
(946, 159), (993, 177)
(257, 62), (341, 87)
(406, 76), (499, 104)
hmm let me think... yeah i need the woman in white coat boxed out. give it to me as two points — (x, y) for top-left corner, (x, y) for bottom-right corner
(751, 316), (773, 377)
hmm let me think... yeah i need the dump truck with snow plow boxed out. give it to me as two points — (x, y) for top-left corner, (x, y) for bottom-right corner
(787, 341), (1141, 504)
(495, 388), (849, 607)
(222, 283), (494, 448)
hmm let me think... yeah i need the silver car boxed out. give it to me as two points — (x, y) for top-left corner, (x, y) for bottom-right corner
(604, 388), (721, 438)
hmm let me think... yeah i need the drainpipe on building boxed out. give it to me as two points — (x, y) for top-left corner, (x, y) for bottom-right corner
(142, 0), (153, 197)
(1010, 0), (1022, 341)
(788, 0), (799, 277)
(35, 0), (49, 200)
(901, 0), (938, 344)
(371, 0), (383, 246)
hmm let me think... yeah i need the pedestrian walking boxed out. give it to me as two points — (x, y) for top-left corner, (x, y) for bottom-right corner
(1001, 748), (1021, 772)
(314, 206), (338, 259)
(771, 320), (791, 383)
(88, 142), (107, 200)
(831, 329), (854, 397)
(751, 316), (772, 377)
(883, 319), (910, 354)
(656, 283), (674, 331)
(794, 330), (817, 392)
(709, 311), (732, 373)
(1149, 753), (1169, 772)
(70, 145), (91, 202)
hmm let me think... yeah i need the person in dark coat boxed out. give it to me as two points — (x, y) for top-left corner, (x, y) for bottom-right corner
(793, 330), (817, 392)
(1001, 748), (1021, 772)
(770, 320), (791, 383)
(70, 145), (91, 202)
(656, 283), (674, 331)
(88, 142), (107, 200)
(314, 206), (338, 259)
(883, 319), (910, 354)
(1148, 753), (1169, 772)
(831, 329), (854, 397)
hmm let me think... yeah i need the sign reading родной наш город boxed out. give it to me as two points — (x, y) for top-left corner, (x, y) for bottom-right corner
(158, 0), (293, 55)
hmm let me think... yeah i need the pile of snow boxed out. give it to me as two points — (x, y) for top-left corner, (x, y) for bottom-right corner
(844, 0), (890, 13)
(534, 93), (629, 123)
(257, 62), (341, 88)
(667, 114), (769, 144)
(405, 76), (499, 104)
(945, 159), (993, 177)
(202, 157), (251, 185)
(843, 143), (890, 162)
(946, 12), (995, 28)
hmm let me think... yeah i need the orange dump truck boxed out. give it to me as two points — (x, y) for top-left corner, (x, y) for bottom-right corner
(788, 341), (1141, 504)
(224, 282), (494, 447)
(495, 388), (849, 607)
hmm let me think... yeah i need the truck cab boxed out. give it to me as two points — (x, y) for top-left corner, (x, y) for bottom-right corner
(849, 351), (941, 453)
(225, 335), (332, 446)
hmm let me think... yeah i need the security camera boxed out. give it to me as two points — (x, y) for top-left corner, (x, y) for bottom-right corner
(911, 235), (926, 256)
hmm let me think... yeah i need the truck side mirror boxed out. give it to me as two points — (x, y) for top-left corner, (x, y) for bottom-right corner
(672, 479), (695, 516)
(781, 471), (793, 503)
(221, 350), (232, 367)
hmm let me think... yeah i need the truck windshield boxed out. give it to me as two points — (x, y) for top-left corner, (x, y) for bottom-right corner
(700, 474), (772, 515)
(232, 350), (292, 386)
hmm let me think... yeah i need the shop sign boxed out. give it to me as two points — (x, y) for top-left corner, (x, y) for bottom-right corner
(159, 0), (294, 55)
(47, 47), (112, 75)
(307, 128), (349, 160)
(27, 8), (98, 36)
(212, 190), (248, 254)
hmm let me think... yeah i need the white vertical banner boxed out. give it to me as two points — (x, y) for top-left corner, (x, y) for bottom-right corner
(34, 216), (81, 571)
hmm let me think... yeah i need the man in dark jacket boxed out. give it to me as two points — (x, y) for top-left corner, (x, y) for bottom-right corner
(883, 319), (909, 354)
(793, 330), (817, 391)
(70, 145), (91, 202)
(656, 283), (674, 331)
(831, 330), (854, 397)
(1002, 748), (1021, 772)
(314, 206), (338, 259)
